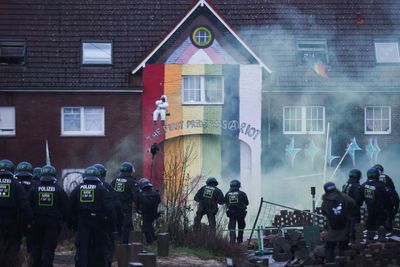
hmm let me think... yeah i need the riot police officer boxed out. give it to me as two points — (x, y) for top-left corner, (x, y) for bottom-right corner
(361, 168), (393, 239)
(0, 159), (32, 267)
(70, 166), (116, 267)
(373, 164), (399, 231)
(93, 163), (122, 267)
(28, 165), (69, 267)
(193, 177), (224, 231)
(111, 162), (139, 244)
(342, 169), (363, 241)
(15, 161), (35, 254)
(135, 178), (161, 244)
(15, 161), (34, 191)
(225, 180), (249, 244)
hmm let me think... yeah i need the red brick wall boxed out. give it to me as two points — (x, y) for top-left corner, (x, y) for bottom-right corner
(0, 92), (143, 179)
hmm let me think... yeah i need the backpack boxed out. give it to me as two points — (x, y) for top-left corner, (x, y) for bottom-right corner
(325, 196), (348, 230)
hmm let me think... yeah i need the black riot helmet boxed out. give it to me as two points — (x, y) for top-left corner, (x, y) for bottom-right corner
(40, 165), (57, 182)
(373, 164), (384, 175)
(0, 159), (15, 177)
(367, 168), (380, 180)
(206, 177), (218, 186)
(138, 177), (153, 190)
(230, 179), (241, 189)
(32, 167), (42, 180)
(15, 161), (33, 178)
(83, 166), (100, 182)
(323, 181), (336, 193)
(93, 163), (107, 182)
(120, 162), (134, 175)
(348, 169), (362, 180)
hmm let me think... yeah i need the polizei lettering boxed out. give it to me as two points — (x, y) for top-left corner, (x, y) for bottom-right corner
(0, 178), (11, 183)
(38, 186), (56, 192)
(80, 184), (96, 190)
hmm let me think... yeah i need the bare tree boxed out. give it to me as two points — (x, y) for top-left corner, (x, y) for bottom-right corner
(159, 138), (203, 245)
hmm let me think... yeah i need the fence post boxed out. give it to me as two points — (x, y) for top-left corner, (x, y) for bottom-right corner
(248, 197), (264, 246)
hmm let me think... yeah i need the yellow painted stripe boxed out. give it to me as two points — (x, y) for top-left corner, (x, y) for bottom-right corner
(182, 64), (205, 75)
(184, 135), (202, 179)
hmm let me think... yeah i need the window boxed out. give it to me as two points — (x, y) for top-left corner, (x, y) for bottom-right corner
(0, 107), (16, 136)
(191, 26), (213, 48)
(297, 39), (328, 64)
(283, 106), (325, 134)
(182, 76), (223, 104)
(81, 41), (112, 64)
(374, 42), (400, 63)
(365, 106), (391, 134)
(0, 40), (25, 65)
(62, 107), (104, 136)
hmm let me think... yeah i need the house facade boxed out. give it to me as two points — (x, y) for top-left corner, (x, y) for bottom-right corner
(1, 0), (400, 204)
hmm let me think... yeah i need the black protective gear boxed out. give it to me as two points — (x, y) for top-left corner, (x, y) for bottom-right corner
(342, 176), (363, 241)
(15, 161), (33, 177)
(373, 164), (384, 174)
(69, 179), (116, 267)
(193, 182), (224, 231)
(32, 167), (42, 179)
(0, 159), (15, 177)
(138, 177), (153, 190)
(367, 168), (380, 180)
(32, 167), (42, 186)
(40, 165), (57, 182)
(376, 172), (399, 231)
(361, 178), (393, 231)
(83, 166), (101, 182)
(206, 177), (218, 186)
(102, 181), (122, 266)
(16, 162), (34, 191)
(29, 179), (69, 267)
(324, 181), (336, 193)
(93, 164), (107, 182)
(120, 162), (134, 175)
(348, 169), (361, 180)
(0, 174), (33, 265)
(135, 187), (161, 244)
(225, 187), (248, 243)
(111, 173), (139, 244)
(229, 179), (241, 189)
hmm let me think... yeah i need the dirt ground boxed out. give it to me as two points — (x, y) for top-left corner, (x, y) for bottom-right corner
(52, 254), (224, 267)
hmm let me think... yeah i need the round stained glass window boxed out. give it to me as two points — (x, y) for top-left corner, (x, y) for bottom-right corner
(191, 26), (213, 48)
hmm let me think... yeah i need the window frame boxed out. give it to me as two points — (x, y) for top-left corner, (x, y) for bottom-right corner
(0, 106), (16, 136)
(374, 41), (400, 64)
(283, 106), (325, 135)
(0, 39), (26, 65)
(296, 38), (329, 65)
(182, 75), (224, 105)
(61, 106), (105, 136)
(81, 40), (113, 65)
(191, 26), (214, 48)
(364, 106), (391, 135)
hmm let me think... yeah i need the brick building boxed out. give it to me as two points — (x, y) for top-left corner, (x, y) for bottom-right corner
(1, 0), (399, 202)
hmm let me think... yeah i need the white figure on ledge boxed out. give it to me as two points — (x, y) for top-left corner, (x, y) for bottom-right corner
(153, 94), (169, 126)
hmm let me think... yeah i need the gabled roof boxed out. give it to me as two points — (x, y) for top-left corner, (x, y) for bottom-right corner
(130, 0), (272, 75)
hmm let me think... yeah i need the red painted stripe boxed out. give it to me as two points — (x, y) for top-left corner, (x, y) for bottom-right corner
(142, 64), (165, 187)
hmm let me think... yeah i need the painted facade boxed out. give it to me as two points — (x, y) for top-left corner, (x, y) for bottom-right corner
(139, 4), (266, 201)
